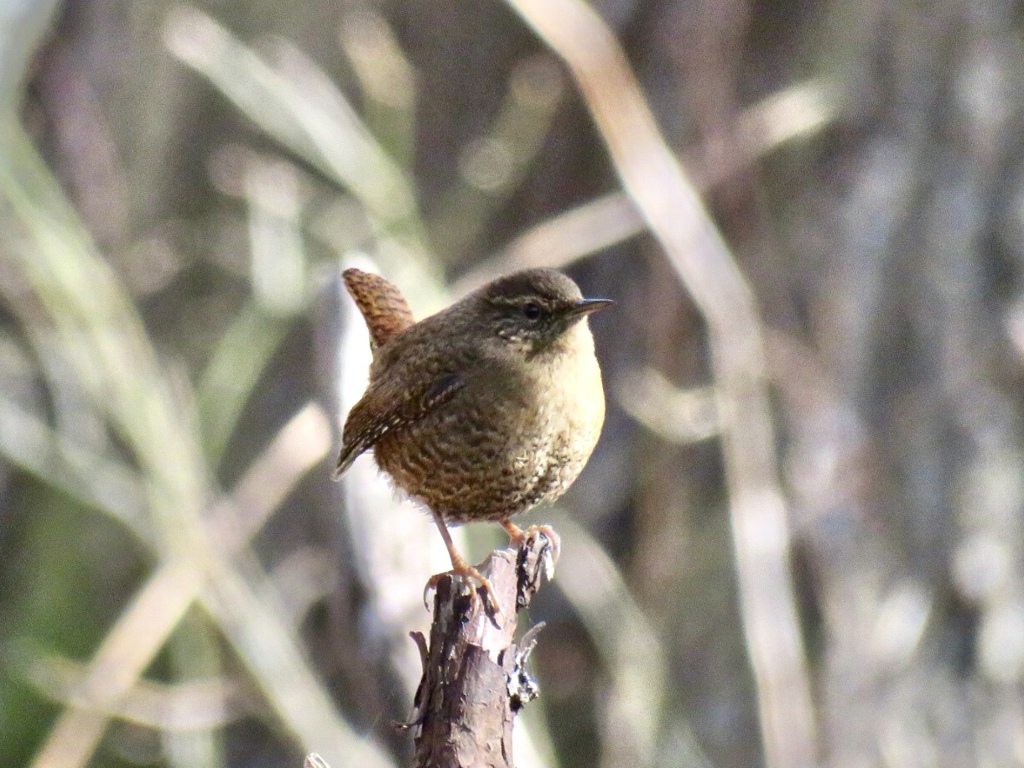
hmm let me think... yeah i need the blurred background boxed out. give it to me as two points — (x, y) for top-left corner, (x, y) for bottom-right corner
(2, 0), (1024, 767)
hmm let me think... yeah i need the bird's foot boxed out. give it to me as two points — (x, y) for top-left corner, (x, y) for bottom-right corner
(502, 521), (560, 581)
(422, 563), (502, 620)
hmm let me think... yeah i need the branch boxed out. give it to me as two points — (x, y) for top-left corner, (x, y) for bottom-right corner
(303, 534), (553, 768)
(408, 533), (554, 768)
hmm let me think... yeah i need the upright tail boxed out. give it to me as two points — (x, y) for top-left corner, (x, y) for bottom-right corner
(342, 268), (416, 350)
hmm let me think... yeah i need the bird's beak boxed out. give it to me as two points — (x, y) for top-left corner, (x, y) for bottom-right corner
(569, 298), (614, 317)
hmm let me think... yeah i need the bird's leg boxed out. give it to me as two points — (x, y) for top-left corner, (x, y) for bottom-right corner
(424, 510), (501, 617)
(501, 520), (561, 567)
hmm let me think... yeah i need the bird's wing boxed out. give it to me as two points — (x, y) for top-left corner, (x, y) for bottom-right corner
(332, 372), (465, 479)
(342, 268), (416, 350)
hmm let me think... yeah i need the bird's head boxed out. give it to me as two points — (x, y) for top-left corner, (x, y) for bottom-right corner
(473, 269), (613, 357)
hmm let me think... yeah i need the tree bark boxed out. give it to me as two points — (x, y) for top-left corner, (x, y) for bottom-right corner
(408, 533), (554, 768)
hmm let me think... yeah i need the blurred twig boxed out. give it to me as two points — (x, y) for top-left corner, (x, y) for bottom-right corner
(1, 115), (392, 768)
(163, 5), (438, 297)
(163, 6), (414, 231)
(338, 7), (416, 169)
(457, 79), (833, 292)
(502, 2), (819, 767)
(546, 511), (669, 768)
(615, 368), (720, 445)
(0, 395), (150, 541)
(430, 54), (566, 265)
(197, 304), (290, 467)
(0, 0), (60, 113)
(455, 191), (638, 294)
(198, 149), (306, 464)
(11, 645), (248, 731)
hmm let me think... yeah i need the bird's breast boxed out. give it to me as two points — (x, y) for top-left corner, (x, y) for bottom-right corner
(374, 323), (605, 522)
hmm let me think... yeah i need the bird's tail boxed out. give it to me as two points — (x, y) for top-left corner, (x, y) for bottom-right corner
(342, 268), (416, 350)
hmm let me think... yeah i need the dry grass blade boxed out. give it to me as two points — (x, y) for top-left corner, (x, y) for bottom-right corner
(454, 192), (639, 295)
(0, 395), (150, 541)
(615, 369), (720, 445)
(430, 54), (566, 263)
(21, 403), (362, 768)
(338, 7), (416, 168)
(305, 753), (332, 768)
(163, 6), (421, 240)
(208, 403), (332, 548)
(14, 648), (245, 731)
(3, 89), (394, 764)
(27, 563), (202, 768)
(1, 118), (207, 558)
(198, 554), (395, 768)
(163, 5), (441, 308)
(501, 1), (819, 767)
(0, 0), (61, 113)
(197, 304), (290, 467)
(546, 512), (668, 768)
(459, 80), (833, 293)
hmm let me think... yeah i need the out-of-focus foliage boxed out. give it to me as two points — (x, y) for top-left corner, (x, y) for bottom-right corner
(2, 1), (1024, 768)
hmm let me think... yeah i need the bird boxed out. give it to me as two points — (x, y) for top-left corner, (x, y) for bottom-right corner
(333, 267), (610, 614)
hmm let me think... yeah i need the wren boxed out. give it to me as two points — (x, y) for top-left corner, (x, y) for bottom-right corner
(334, 267), (611, 612)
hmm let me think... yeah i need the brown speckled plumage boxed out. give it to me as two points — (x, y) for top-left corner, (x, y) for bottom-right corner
(342, 268), (416, 350)
(334, 267), (609, 603)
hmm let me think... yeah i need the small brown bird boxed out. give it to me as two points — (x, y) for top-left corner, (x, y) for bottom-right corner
(334, 267), (610, 612)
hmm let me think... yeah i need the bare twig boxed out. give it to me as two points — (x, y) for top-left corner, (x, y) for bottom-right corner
(410, 534), (554, 768)
(501, 2), (818, 767)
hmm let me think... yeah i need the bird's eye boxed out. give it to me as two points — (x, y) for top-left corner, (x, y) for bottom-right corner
(522, 302), (542, 320)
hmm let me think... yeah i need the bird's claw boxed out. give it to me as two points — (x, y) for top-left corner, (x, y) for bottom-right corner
(505, 523), (561, 579)
(423, 565), (502, 620)
(530, 524), (561, 574)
